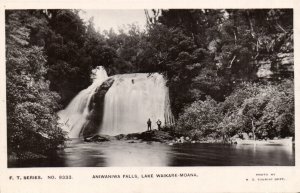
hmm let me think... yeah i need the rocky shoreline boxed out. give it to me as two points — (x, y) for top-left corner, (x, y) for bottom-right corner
(83, 130), (226, 145)
(83, 130), (294, 146)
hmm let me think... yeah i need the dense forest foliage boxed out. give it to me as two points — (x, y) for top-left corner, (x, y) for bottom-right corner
(6, 9), (293, 158)
(6, 11), (65, 158)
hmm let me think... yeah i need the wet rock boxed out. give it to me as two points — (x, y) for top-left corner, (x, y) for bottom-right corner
(140, 130), (173, 142)
(84, 135), (110, 142)
(126, 133), (141, 140)
(115, 134), (126, 140)
(82, 78), (115, 137)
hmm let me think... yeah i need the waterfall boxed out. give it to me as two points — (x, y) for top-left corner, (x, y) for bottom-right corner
(58, 66), (174, 138)
(58, 66), (108, 138)
(99, 73), (174, 136)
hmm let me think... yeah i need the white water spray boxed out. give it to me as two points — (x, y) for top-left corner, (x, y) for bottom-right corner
(58, 67), (174, 138)
(99, 73), (174, 136)
(58, 66), (108, 138)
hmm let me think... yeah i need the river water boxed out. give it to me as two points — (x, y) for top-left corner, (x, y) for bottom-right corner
(9, 139), (295, 167)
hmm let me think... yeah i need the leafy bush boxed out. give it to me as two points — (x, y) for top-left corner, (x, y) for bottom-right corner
(176, 80), (294, 140)
(227, 80), (294, 139)
(175, 97), (222, 140)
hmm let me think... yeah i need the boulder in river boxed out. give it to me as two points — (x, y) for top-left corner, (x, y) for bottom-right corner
(84, 135), (111, 142)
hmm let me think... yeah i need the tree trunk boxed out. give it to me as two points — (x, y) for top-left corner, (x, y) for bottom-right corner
(251, 119), (256, 140)
(246, 11), (255, 38)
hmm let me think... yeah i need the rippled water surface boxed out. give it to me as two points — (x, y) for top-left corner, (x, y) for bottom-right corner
(9, 139), (295, 167)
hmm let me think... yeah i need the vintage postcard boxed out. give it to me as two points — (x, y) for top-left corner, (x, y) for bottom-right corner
(0, 0), (299, 192)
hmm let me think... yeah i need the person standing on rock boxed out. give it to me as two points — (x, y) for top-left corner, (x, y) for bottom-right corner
(156, 119), (162, 130)
(147, 118), (152, 131)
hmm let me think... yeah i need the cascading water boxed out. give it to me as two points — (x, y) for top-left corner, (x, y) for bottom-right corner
(58, 66), (174, 138)
(58, 66), (108, 138)
(99, 73), (174, 136)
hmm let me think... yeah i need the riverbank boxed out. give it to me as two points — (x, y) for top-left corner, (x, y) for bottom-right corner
(84, 130), (226, 144)
(84, 129), (294, 146)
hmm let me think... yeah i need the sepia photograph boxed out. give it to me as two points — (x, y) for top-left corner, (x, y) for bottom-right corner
(5, 8), (295, 168)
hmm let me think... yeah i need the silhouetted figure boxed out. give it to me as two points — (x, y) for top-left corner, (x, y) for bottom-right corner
(132, 79), (134, 84)
(156, 119), (162, 130)
(147, 118), (152, 131)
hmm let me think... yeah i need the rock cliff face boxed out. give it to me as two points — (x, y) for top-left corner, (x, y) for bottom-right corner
(82, 78), (114, 137)
(257, 52), (293, 79)
(274, 53), (294, 78)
